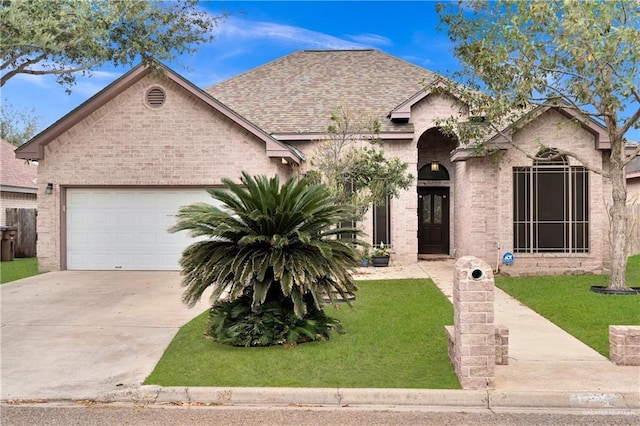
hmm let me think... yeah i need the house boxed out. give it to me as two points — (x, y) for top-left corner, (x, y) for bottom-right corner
(1, 138), (37, 226)
(15, 49), (621, 274)
(627, 156), (640, 202)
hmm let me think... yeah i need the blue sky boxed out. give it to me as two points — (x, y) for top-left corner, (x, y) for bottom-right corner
(2, 0), (638, 141)
(2, 1), (459, 132)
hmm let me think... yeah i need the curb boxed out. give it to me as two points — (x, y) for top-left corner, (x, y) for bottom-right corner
(95, 386), (640, 411)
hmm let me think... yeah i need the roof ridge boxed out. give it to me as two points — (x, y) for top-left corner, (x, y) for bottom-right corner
(301, 49), (374, 52)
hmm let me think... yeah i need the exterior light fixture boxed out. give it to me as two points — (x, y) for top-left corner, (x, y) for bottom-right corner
(430, 161), (440, 172)
(46, 182), (54, 195)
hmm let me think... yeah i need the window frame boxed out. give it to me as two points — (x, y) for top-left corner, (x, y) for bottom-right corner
(373, 197), (391, 247)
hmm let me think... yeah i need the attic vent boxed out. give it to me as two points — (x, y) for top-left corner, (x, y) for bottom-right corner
(145, 87), (166, 108)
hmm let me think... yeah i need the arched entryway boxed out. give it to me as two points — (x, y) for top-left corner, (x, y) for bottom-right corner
(417, 128), (457, 255)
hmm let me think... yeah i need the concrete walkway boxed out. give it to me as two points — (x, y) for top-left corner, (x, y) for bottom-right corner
(411, 260), (640, 394)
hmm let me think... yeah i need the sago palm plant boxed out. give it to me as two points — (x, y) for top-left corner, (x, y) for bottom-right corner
(170, 172), (362, 346)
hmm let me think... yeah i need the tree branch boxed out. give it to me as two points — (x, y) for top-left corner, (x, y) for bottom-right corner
(1, 63), (86, 87)
(623, 143), (640, 167)
(0, 52), (49, 86)
(620, 106), (640, 138)
(487, 121), (609, 177)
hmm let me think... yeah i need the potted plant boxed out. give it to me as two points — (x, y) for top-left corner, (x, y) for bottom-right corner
(371, 243), (390, 267)
(360, 250), (371, 267)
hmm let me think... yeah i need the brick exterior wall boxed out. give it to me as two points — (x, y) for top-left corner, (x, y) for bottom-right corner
(37, 74), (290, 271)
(494, 109), (608, 275)
(609, 326), (640, 366)
(34, 72), (611, 274)
(495, 326), (509, 365)
(1, 192), (37, 226)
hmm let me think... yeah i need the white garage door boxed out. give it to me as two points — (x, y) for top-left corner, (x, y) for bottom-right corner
(66, 188), (222, 270)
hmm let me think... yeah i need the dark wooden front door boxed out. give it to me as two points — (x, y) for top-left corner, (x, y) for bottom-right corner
(418, 187), (450, 254)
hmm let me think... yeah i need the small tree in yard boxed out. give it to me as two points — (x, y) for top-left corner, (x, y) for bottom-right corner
(309, 105), (414, 223)
(170, 173), (362, 347)
(436, 0), (640, 290)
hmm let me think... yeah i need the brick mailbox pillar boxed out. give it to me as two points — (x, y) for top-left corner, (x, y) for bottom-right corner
(450, 256), (496, 389)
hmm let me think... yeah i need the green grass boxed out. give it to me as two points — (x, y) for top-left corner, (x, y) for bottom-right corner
(496, 255), (640, 357)
(0, 257), (39, 284)
(145, 279), (460, 389)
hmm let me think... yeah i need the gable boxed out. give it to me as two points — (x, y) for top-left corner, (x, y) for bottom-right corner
(15, 61), (302, 165)
(34, 73), (291, 186)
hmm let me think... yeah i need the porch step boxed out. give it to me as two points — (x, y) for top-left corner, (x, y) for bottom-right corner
(418, 254), (452, 261)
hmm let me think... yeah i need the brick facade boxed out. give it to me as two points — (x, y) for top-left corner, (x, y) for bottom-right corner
(448, 256), (497, 389)
(23, 54), (612, 274)
(493, 109), (608, 275)
(609, 326), (640, 366)
(36, 74), (290, 271)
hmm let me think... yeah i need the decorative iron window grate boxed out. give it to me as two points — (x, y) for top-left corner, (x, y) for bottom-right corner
(513, 156), (589, 254)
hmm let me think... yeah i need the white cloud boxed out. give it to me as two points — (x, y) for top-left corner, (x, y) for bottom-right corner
(10, 73), (51, 88)
(213, 17), (368, 50)
(346, 33), (392, 47)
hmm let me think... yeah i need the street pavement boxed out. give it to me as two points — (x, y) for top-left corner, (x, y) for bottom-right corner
(2, 403), (639, 426)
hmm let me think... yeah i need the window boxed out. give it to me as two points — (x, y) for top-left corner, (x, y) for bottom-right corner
(513, 152), (588, 253)
(373, 197), (390, 246)
(337, 180), (356, 240)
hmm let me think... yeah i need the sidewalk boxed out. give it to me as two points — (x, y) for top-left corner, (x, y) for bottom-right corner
(413, 260), (640, 394)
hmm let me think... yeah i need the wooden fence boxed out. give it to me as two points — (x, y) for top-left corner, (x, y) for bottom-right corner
(5, 208), (37, 258)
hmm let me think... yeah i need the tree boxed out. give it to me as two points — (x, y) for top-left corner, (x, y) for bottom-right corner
(1, 0), (226, 91)
(0, 99), (43, 145)
(309, 105), (414, 223)
(170, 173), (361, 346)
(436, 0), (640, 290)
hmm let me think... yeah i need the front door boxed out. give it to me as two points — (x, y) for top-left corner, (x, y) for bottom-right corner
(418, 187), (450, 254)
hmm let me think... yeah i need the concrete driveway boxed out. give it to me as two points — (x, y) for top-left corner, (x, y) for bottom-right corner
(1, 271), (206, 401)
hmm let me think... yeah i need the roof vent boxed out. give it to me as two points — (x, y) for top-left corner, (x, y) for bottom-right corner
(145, 87), (166, 108)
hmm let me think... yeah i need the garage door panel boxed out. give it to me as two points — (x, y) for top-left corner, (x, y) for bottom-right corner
(67, 188), (219, 270)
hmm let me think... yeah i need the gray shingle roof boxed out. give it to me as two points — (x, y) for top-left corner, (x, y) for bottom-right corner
(1, 139), (37, 191)
(206, 50), (438, 135)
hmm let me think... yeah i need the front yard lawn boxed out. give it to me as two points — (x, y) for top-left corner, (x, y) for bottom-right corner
(496, 255), (640, 357)
(145, 279), (460, 389)
(0, 258), (39, 284)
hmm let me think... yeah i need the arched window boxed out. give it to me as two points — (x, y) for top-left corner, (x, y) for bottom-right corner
(513, 149), (588, 253)
(418, 163), (450, 181)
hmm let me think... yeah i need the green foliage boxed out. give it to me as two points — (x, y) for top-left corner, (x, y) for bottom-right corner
(207, 289), (343, 347)
(170, 172), (362, 326)
(371, 243), (390, 257)
(1, 0), (226, 90)
(0, 99), (43, 145)
(436, 1), (639, 137)
(436, 1), (640, 290)
(145, 279), (460, 389)
(311, 105), (414, 222)
(0, 257), (39, 284)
